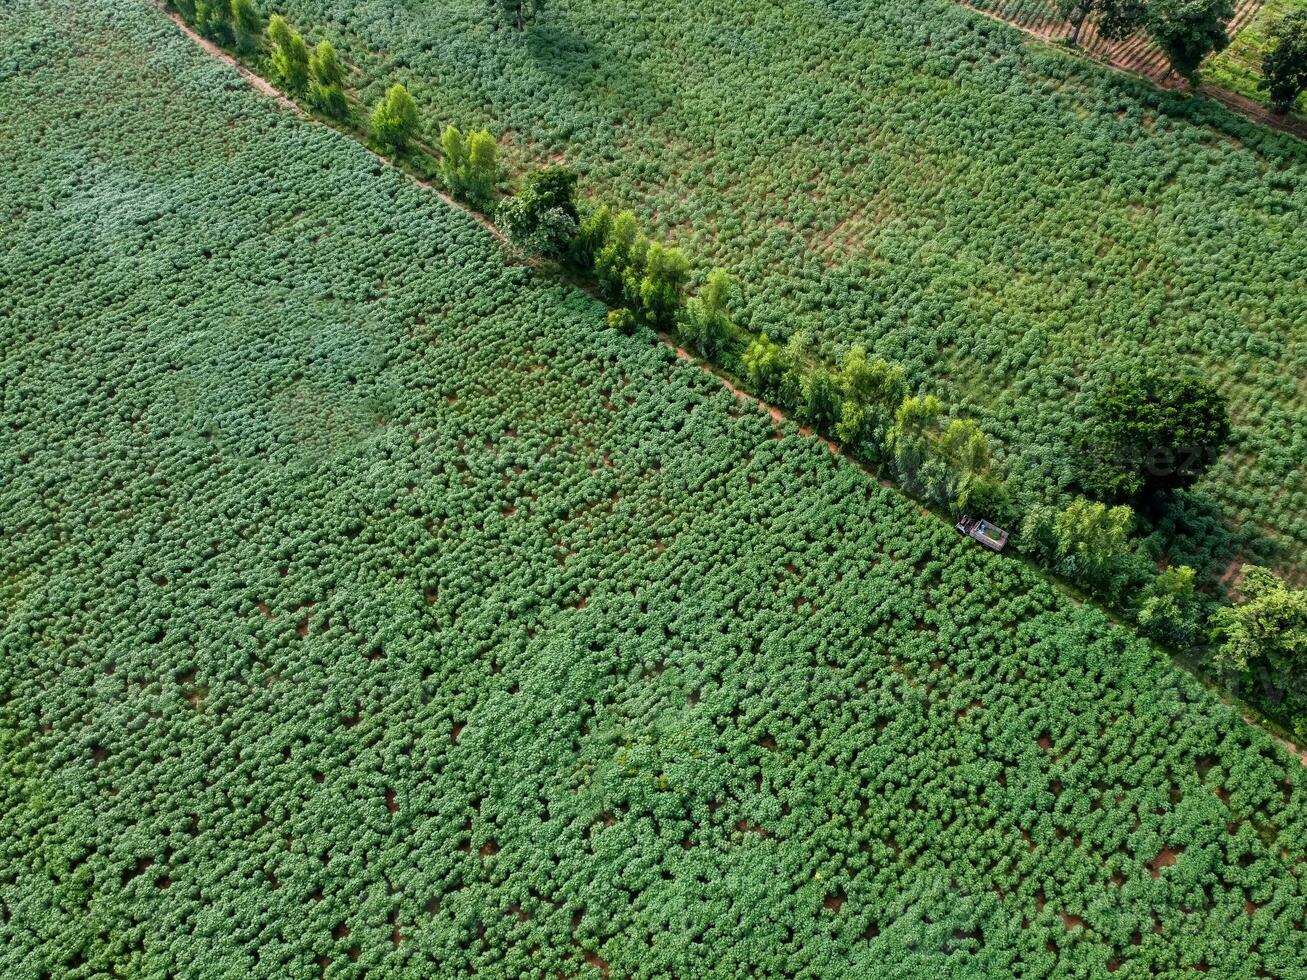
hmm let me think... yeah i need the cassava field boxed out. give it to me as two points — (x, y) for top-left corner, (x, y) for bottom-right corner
(1, 0), (1306, 977)
(271, 0), (1307, 580)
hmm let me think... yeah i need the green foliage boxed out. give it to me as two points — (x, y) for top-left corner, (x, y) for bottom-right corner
(606, 307), (637, 334)
(369, 81), (418, 150)
(439, 125), (499, 205)
(1057, 0), (1145, 43)
(1074, 367), (1231, 506)
(927, 418), (992, 513)
(1261, 10), (1307, 111)
(307, 39), (346, 116)
(741, 332), (784, 395)
(1137, 564), (1204, 649)
(5, 4), (1307, 976)
(267, 14), (309, 94)
(1145, 0), (1235, 84)
(887, 393), (942, 494)
(193, 0), (232, 42)
(798, 367), (840, 430)
(1211, 568), (1307, 701)
(1021, 498), (1138, 598)
(497, 166), (580, 257)
(487, 0), (545, 31)
(635, 241), (690, 330)
(229, 0), (262, 51)
(592, 208), (640, 302)
(678, 268), (732, 358)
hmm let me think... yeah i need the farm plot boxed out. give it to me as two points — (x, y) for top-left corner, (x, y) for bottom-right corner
(1206, 0), (1307, 111)
(962, 0), (1269, 85)
(269, 0), (1307, 578)
(2, 0), (1307, 977)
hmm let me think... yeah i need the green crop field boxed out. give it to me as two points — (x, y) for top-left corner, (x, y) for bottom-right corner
(267, 0), (1307, 580)
(2, 0), (1307, 977)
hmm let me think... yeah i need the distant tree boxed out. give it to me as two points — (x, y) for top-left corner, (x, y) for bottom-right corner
(886, 394), (941, 493)
(835, 399), (868, 446)
(1021, 498), (1135, 596)
(1260, 11), (1307, 113)
(268, 15), (309, 95)
(799, 368), (840, 431)
(370, 83), (419, 150)
(230, 0), (263, 52)
(1074, 367), (1230, 507)
(498, 166), (580, 257)
(488, 0), (545, 31)
(1057, 0), (1144, 46)
(1137, 565), (1203, 649)
(636, 243), (690, 330)
(195, 0), (233, 42)
(1145, 0), (1235, 87)
(466, 131), (499, 203)
(926, 418), (992, 513)
(593, 211), (641, 303)
(308, 40), (347, 116)
(778, 331), (812, 409)
(439, 126), (469, 190)
(742, 333), (784, 396)
(679, 269), (732, 358)
(837, 345), (906, 445)
(1211, 567), (1307, 728)
(439, 127), (498, 205)
(574, 203), (612, 269)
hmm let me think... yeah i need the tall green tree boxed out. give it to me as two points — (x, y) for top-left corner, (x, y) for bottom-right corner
(742, 333), (784, 396)
(1021, 498), (1136, 597)
(1145, 0), (1235, 86)
(308, 40), (347, 117)
(886, 394), (941, 493)
(370, 83), (418, 150)
(1211, 567), (1307, 731)
(497, 166), (580, 258)
(195, 0), (233, 42)
(679, 269), (732, 358)
(487, 0), (546, 31)
(1073, 367), (1230, 507)
(1260, 11), (1307, 113)
(799, 368), (840, 431)
(230, 0), (263, 52)
(593, 210), (641, 303)
(926, 418), (992, 513)
(268, 15), (309, 95)
(466, 131), (499, 204)
(1137, 565), (1203, 649)
(636, 243), (690, 330)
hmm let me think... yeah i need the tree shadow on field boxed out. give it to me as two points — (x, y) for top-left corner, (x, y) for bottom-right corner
(1139, 489), (1271, 598)
(520, 16), (654, 114)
